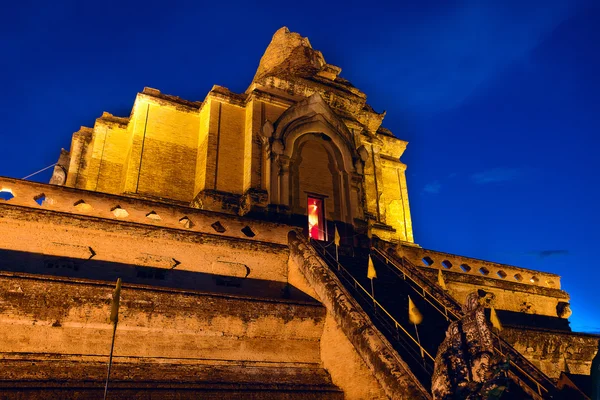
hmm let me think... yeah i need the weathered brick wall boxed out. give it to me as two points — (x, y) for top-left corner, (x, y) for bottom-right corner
(501, 327), (599, 379)
(132, 96), (200, 202)
(0, 272), (327, 383)
(287, 231), (430, 400)
(121, 99), (147, 194)
(380, 156), (412, 243)
(0, 178), (292, 284)
(215, 102), (246, 194)
(58, 76), (415, 244)
(65, 91), (202, 203)
(65, 127), (94, 189)
(244, 98), (257, 191)
(194, 100), (211, 195)
(58, 28), (418, 244)
(0, 178), (418, 399)
(399, 244), (569, 318)
(90, 115), (129, 194)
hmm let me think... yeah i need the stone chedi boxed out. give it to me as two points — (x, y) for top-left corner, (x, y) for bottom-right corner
(53, 26), (413, 245)
(0, 27), (597, 399)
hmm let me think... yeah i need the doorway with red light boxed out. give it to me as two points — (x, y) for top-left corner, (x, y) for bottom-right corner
(307, 196), (326, 241)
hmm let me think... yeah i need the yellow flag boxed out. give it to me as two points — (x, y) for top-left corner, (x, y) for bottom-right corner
(490, 306), (502, 331)
(334, 225), (340, 246)
(408, 295), (423, 325)
(109, 278), (122, 324)
(438, 269), (447, 290)
(367, 256), (377, 279)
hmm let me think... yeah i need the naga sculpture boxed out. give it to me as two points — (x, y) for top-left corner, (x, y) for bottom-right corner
(432, 291), (509, 399)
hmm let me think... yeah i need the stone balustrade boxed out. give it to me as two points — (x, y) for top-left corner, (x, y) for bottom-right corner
(0, 176), (292, 246)
(399, 244), (562, 290)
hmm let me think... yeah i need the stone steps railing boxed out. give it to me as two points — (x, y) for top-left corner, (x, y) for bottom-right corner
(375, 245), (560, 399)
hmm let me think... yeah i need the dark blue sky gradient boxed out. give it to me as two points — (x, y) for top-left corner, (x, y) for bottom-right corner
(1, 0), (598, 332)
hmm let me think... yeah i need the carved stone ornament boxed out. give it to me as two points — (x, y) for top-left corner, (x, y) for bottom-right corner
(431, 291), (510, 400)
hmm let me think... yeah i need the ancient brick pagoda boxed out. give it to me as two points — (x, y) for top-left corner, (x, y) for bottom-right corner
(0, 27), (597, 399)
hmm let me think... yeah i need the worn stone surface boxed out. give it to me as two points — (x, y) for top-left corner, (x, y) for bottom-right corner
(2, 26), (593, 400)
(398, 244), (569, 318)
(0, 272), (325, 363)
(0, 271), (345, 399)
(288, 241), (390, 399)
(0, 175), (427, 399)
(501, 327), (599, 379)
(431, 292), (509, 399)
(54, 27), (414, 244)
(253, 27), (327, 82)
(288, 231), (430, 400)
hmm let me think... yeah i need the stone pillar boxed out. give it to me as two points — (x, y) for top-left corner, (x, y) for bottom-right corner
(350, 173), (364, 220)
(49, 149), (71, 186)
(371, 145), (385, 223)
(279, 155), (291, 207)
(270, 139), (284, 204)
(341, 172), (351, 223)
(396, 163), (413, 243)
(260, 136), (271, 192)
(123, 102), (151, 194)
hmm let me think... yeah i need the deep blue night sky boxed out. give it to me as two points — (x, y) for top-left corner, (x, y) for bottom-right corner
(1, 0), (598, 332)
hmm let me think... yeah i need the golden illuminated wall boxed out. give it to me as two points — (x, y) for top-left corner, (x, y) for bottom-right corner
(59, 27), (416, 243)
(61, 84), (415, 243)
(194, 100), (211, 195)
(357, 133), (414, 243)
(214, 102), (246, 194)
(132, 98), (199, 201)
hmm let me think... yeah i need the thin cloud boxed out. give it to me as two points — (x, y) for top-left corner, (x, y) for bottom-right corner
(423, 181), (441, 194)
(471, 167), (521, 184)
(527, 250), (569, 259)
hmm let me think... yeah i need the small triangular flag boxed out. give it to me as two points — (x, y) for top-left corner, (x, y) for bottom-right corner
(109, 278), (122, 324)
(408, 295), (423, 325)
(438, 269), (447, 290)
(490, 306), (502, 331)
(367, 256), (377, 279)
(334, 225), (340, 246)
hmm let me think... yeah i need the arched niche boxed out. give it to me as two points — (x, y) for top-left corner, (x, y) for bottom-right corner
(288, 133), (348, 224)
(267, 94), (363, 239)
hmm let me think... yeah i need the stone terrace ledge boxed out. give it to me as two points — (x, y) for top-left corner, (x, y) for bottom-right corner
(0, 176), (293, 246)
(399, 244), (562, 290)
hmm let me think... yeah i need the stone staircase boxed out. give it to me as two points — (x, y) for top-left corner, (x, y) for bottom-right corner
(372, 245), (560, 399)
(311, 239), (559, 398)
(0, 271), (343, 399)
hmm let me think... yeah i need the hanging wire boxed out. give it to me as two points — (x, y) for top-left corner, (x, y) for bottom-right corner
(21, 163), (57, 180)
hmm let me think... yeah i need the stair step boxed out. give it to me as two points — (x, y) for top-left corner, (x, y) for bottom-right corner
(0, 358), (343, 400)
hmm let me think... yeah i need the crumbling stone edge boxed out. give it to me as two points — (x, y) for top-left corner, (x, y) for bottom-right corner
(288, 231), (431, 400)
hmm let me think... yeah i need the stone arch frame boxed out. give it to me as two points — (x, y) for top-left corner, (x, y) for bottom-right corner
(269, 94), (359, 225)
(273, 94), (356, 173)
(288, 132), (349, 223)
